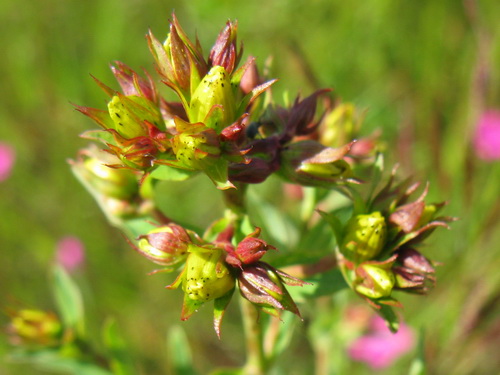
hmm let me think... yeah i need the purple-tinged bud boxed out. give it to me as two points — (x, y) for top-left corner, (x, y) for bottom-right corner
(7, 309), (62, 348)
(239, 57), (261, 95)
(238, 262), (305, 318)
(393, 248), (436, 294)
(137, 224), (191, 266)
(209, 20), (242, 75)
(287, 90), (331, 138)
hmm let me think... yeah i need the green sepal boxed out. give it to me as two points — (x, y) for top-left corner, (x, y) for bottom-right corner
(180, 294), (205, 321)
(80, 130), (117, 145)
(213, 288), (235, 338)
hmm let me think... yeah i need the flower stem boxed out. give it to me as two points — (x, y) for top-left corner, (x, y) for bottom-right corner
(240, 297), (267, 375)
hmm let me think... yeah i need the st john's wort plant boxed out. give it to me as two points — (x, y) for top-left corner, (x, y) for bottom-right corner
(5, 14), (453, 375)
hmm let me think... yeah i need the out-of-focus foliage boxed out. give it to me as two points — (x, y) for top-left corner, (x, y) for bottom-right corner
(1, 0), (500, 374)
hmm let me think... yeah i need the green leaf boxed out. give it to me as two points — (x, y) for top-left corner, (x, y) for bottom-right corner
(149, 165), (196, 181)
(52, 266), (84, 334)
(318, 210), (344, 245)
(102, 318), (135, 375)
(8, 349), (112, 375)
(167, 326), (198, 375)
(119, 217), (158, 240)
(409, 328), (427, 375)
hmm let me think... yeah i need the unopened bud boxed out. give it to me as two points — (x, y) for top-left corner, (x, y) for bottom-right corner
(83, 157), (139, 200)
(228, 228), (275, 266)
(182, 247), (235, 302)
(8, 309), (62, 347)
(355, 264), (395, 299)
(189, 66), (236, 132)
(341, 212), (387, 262)
(279, 140), (353, 187)
(137, 225), (191, 266)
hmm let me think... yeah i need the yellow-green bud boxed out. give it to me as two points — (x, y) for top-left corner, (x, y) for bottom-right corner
(108, 95), (146, 138)
(83, 157), (139, 200)
(173, 130), (221, 170)
(299, 159), (351, 179)
(9, 309), (62, 347)
(183, 247), (235, 302)
(189, 66), (236, 132)
(108, 95), (162, 139)
(341, 212), (387, 262)
(355, 264), (395, 299)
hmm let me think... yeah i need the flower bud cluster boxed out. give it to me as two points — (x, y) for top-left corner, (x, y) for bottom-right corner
(132, 222), (305, 336)
(324, 170), (454, 311)
(76, 14), (369, 191)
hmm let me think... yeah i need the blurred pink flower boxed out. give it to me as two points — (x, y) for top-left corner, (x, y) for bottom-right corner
(348, 316), (415, 370)
(0, 142), (15, 181)
(56, 236), (85, 272)
(473, 110), (500, 161)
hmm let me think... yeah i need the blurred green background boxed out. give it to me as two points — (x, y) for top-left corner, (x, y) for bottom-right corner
(1, 0), (500, 374)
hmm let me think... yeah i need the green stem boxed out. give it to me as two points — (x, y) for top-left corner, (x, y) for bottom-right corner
(240, 297), (267, 375)
(222, 182), (248, 217)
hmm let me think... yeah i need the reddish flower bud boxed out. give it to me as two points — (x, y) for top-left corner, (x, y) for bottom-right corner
(209, 20), (242, 75)
(226, 228), (276, 267)
(393, 248), (436, 294)
(137, 224), (191, 267)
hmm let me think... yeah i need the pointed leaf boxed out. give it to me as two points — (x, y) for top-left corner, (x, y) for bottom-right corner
(102, 318), (136, 375)
(52, 266), (84, 334)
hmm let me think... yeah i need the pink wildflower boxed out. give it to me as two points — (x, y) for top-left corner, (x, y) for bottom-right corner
(348, 316), (415, 370)
(0, 142), (15, 181)
(56, 236), (85, 272)
(473, 110), (500, 161)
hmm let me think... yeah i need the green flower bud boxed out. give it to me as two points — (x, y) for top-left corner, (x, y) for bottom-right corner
(189, 66), (236, 132)
(82, 157), (139, 200)
(355, 264), (395, 299)
(108, 95), (163, 139)
(173, 127), (221, 170)
(341, 212), (387, 262)
(182, 246), (235, 302)
(299, 159), (351, 179)
(279, 140), (353, 187)
(8, 309), (62, 347)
